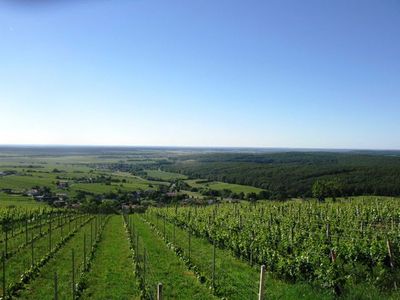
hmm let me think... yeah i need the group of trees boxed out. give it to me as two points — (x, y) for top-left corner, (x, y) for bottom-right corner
(311, 179), (343, 201)
(165, 152), (400, 199)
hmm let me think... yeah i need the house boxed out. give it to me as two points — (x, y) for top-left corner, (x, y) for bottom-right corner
(26, 189), (40, 197)
(122, 204), (146, 213)
(34, 195), (45, 202)
(53, 200), (66, 207)
(57, 181), (69, 189)
(166, 192), (178, 197)
(70, 203), (81, 209)
(224, 198), (240, 203)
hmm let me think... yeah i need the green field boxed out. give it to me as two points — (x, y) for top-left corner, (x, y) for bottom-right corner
(185, 179), (264, 194)
(82, 216), (139, 299)
(0, 193), (47, 208)
(145, 169), (188, 181)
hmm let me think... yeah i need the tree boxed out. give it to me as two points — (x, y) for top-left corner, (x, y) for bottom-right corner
(312, 179), (343, 201)
(312, 180), (329, 201)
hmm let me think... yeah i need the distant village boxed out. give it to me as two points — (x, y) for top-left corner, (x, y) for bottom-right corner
(0, 177), (237, 214)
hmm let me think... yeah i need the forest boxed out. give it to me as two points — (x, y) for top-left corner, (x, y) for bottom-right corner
(165, 151), (400, 199)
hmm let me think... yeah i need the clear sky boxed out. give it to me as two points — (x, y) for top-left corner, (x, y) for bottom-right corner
(0, 0), (399, 149)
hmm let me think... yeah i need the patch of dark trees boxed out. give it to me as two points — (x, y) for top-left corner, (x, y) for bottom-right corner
(165, 152), (400, 200)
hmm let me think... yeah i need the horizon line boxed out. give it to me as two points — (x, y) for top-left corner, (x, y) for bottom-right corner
(0, 144), (399, 152)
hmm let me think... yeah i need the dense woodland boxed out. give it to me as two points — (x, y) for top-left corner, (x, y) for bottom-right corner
(165, 151), (400, 199)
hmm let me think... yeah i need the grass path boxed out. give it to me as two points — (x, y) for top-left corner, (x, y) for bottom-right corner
(132, 216), (216, 300)
(81, 216), (139, 300)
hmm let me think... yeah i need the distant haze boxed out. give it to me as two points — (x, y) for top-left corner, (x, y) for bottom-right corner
(0, 0), (399, 149)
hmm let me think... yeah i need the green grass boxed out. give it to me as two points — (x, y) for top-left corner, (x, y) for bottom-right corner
(185, 179), (264, 194)
(70, 180), (151, 195)
(132, 215), (216, 300)
(0, 193), (47, 208)
(81, 216), (139, 299)
(0, 175), (56, 191)
(145, 169), (188, 181)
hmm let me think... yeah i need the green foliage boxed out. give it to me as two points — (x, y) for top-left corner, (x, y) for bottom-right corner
(150, 197), (400, 297)
(312, 179), (343, 201)
(166, 152), (400, 198)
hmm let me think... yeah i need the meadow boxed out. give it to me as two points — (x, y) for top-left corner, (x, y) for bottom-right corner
(145, 170), (188, 181)
(185, 179), (264, 195)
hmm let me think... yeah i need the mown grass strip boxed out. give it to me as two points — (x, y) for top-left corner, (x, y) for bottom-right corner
(81, 216), (139, 300)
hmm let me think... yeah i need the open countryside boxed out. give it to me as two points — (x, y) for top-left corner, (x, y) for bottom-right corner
(0, 147), (400, 299)
(2, 0), (400, 299)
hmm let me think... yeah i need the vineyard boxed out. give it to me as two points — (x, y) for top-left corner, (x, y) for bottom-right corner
(1, 201), (400, 299)
(0, 149), (400, 299)
(146, 197), (400, 299)
(0, 207), (109, 299)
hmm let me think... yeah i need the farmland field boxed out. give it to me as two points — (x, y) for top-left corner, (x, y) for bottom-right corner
(0, 147), (399, 299)
(145, 169), (188, 181)
(185, 179), (264, 195)
(0, 193), (47, 208)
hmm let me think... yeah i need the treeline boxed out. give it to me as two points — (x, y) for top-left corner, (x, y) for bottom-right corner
(165, 152), (400, 199)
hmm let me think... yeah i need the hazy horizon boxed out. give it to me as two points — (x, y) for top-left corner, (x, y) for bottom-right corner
(0, 144), (399, 152)
(1, 1), (399, 148)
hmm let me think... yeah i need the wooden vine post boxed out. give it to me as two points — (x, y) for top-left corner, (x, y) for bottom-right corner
(387, 239), (397, 289)
(54, 271), (58, 300)
(72, 249), (75, 299)
(31, 231), (34, 267)
(163, 216), (166, 240)
(39, 216), (42, 235)
(60, 216), (63, 238)
(212, 241), (216, 290)
(173, 221), (176, 244)
(157, 283), (163, 300)
(258, 265), (266, 300)
(135, 233), (139, 260)
(95, 216), (98, 236)
(5, 229), (8, 258)
(2, 251), (6, 299)
(143, 247), (147, 288)
(49, 216), (52, 251)
(326, 223), (330, 241)
(84, 233), (87, 267)
(387, 239), (395, 269)
(90, 220), (93, 245)
(25, 218), (28, 244)
(188, 229), (191, 263)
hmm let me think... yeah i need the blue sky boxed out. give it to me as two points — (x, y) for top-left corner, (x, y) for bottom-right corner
(0, 0), (399, 148)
